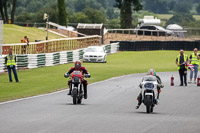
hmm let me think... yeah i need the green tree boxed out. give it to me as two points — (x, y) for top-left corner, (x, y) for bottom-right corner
(105, 19), (120, 28)
(173, 2), (192, 14)
(196, 3), (200, 14)
(143, 0), (169, 14)
(0, 0), (17, 24)
(11, 0), (17, 24)
(73, 0), (101, 12)
(83, 8), (106, 23)
(57, 0), (67, 26)
(16, 4), (59, 24)
(166, 13), (195, 26)
(115, 0), (143, 28)
(70, 12), (90, 23)
(106, 8), (118, 19)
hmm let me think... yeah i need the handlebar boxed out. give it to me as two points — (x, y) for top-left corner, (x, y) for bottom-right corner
(64, 73), (91, 78)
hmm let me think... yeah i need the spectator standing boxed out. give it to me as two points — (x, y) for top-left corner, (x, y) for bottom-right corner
(5, 48), (19, 82)
(176, 49), (188, 86)
(188, 48), (200, 84)
(21, 36), (29, 54)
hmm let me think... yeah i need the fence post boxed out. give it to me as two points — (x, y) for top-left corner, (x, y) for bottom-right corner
(0, 20), (3, 56)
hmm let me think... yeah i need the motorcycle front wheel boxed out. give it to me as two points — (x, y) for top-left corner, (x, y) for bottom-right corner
(72, 89), (78, 104)
(77, 98), (82, 104)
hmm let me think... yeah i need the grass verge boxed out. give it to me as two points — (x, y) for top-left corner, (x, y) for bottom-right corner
(3, 24), (62, 44)
(0, 50), (193, 102)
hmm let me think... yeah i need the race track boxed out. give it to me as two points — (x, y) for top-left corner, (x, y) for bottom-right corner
(0, 72), (200, 133)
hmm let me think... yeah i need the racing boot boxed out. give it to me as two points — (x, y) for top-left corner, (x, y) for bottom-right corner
(135, 94), (142, 109)
(83, 85), (87, 99)
(68, 84), (72, 95)
(67, 88), (72, 95)
(135, 105), (140, 109)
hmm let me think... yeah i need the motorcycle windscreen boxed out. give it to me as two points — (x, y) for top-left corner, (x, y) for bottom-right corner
(143, 75), (157, 81)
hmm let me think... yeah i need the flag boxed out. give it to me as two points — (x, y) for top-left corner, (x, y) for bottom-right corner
(186, 64), (195, 71)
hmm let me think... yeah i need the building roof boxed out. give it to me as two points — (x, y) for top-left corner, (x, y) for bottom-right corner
(77, 23), (103, 29)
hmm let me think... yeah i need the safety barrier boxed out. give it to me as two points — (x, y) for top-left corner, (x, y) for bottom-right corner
(2, 35), (101, 55)
(0, 43), (119, 73)
(0, 55), (6, 73)
(111, 41), (200, 51)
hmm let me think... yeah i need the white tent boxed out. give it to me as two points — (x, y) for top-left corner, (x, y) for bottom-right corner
(166, 24), (185, 37)
(166, 24), (183, 30)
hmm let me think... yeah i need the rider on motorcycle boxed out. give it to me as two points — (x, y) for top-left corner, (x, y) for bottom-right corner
(64, 61), (90, 99)
(135, 69), (164, 109)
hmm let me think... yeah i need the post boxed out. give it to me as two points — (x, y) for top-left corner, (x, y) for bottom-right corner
(44, 13), (49, 40)
(0, 20), (3, 56)
(46, 17), (49, 40)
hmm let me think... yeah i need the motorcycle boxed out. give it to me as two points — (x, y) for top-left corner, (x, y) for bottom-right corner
(139, 75), (159, 113)
(65, 70), (90, 105)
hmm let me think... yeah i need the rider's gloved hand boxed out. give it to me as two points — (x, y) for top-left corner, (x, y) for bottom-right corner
(86, 73), (91, 78)
(157, 83), (164, 88)
(160, 83), (164, 88)
(139, 83), (142, 89)
(64, 73), (70, 78)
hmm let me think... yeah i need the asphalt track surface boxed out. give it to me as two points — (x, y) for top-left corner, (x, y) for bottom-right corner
(0, 72), (200, 133)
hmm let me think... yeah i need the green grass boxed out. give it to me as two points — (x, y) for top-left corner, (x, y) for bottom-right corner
(3, 24), (62, 44)
(157, 14), (173, 20)
(0, 50), (193, 102)
(158, 14), (200, 21)
(193, 15), (200, 21)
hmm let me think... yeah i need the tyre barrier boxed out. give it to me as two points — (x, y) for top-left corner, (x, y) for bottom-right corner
(0, 43), (119, 73)
(110, 41), (200, 51)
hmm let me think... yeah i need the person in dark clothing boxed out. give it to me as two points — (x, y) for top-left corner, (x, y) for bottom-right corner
(176, 49), (188, 86)
(64, 61), (90, 99)
(135, 69), (164, 109)
(5, 48), (19, 82)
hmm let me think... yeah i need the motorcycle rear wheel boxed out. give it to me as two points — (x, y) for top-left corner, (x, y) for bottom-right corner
(146, 105), (151, 113)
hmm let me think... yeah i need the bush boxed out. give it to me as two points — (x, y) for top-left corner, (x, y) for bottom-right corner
(166, 13), (195, 26)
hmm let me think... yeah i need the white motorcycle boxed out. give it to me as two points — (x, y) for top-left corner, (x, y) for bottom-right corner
(139, 75), (159, 113)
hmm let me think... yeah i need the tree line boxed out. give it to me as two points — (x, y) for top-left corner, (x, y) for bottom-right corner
(0, 0), (16, 24)
(1, 0), (200, 28)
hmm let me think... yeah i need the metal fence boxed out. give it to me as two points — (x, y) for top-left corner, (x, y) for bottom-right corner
(105, 28), (200, 41)
(2, 35), (101, 55)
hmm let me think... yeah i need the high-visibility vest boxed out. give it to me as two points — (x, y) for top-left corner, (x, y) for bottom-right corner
(191, 53), (199, 65)
(177, 54), (187, 70)
(6, 55), (16, 66)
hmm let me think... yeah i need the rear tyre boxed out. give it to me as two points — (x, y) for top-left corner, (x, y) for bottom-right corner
(146, 105), (151, 113)
(72, 89), (78, 105)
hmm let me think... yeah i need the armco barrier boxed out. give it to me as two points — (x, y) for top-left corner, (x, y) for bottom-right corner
(110, 41), (200, 51)
(0, 43), (119, 73)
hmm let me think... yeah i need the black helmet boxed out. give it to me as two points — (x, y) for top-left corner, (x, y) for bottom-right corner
(75, 61), (81, 69)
